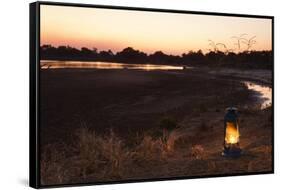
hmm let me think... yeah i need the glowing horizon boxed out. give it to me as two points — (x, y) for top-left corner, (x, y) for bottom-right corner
(40, 5), (272, 55)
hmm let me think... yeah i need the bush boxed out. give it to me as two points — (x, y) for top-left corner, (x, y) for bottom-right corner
(159, 117), (178, 131)
(191, 145), (205, 160)
(41, 125), (183, 185)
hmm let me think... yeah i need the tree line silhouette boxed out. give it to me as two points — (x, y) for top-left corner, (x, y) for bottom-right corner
(41, 44), (272, 69)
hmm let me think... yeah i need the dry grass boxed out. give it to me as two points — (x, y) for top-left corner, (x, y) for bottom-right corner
(191, 145), (205, 160)
(40, 125), (184, 185)
(40, 143), (70, 185)
(41, 106), (272, 186)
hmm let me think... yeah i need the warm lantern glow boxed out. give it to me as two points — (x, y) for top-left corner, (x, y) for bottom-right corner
(225, 122), (239, 144)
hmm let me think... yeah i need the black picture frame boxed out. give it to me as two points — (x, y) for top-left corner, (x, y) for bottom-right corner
(30, 1), (274, 188)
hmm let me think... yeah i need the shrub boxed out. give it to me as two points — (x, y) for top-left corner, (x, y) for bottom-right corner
(191, 145), (205, 160)
(159, 117), (178, 131)
(158, 117), (178, 144)
(41, 125), (183, 184)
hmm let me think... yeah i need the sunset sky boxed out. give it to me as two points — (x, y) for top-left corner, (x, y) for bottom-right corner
(40, 5), (272, 55)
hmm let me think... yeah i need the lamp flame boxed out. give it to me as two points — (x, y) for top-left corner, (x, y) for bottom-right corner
(225, 122), (239, 144)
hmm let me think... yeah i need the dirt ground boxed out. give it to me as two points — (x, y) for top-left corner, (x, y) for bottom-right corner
(39, 67), (273, 186)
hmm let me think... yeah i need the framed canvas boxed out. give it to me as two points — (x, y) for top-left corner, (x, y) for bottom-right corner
(29, 1), (274, 188)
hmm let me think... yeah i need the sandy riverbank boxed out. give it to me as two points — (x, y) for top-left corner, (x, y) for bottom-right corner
(39, 67), (272, 185)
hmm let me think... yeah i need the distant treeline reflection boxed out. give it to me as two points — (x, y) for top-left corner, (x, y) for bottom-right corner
(41, 45), (272, 69)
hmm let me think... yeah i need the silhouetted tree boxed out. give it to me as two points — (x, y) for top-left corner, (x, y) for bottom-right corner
(40, 44), (272, 70)
(231, 34), (247, 52)
(116, 47), (148, 63)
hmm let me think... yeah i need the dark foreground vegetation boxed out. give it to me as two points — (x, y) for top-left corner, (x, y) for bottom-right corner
(40, 68), (272, 185)
(41, 45), (272, 69)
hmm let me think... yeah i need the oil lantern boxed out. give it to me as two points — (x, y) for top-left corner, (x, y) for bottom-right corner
(222, 107), (241, 157)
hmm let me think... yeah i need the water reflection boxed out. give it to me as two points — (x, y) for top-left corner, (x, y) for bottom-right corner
(40, 60), (185, 71)
(244, 81), (272, 109)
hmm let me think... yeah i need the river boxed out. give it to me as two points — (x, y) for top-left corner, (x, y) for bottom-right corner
(40, 60), (184, 71)
(244, 81), (272, 109)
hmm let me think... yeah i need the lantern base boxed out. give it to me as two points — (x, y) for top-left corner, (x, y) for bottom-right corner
(222, 146), (241, 157)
